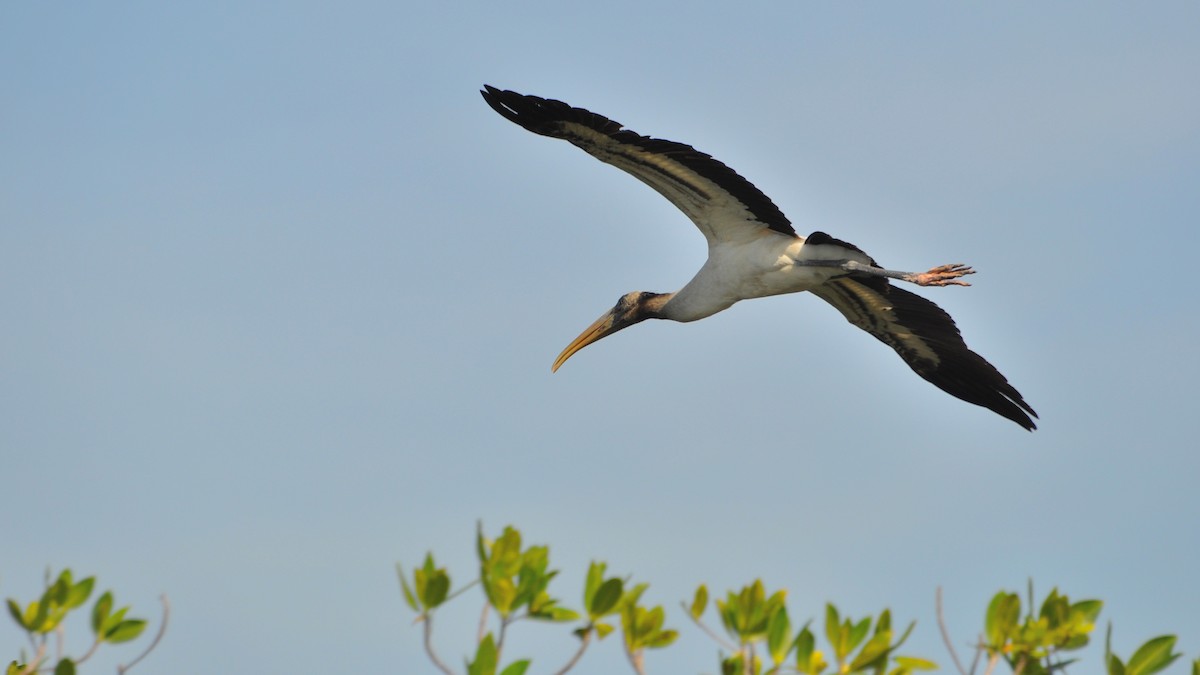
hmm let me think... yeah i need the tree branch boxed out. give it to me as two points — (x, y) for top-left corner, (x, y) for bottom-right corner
(679, 601), (738, 652)
(16, 641), (46, 675)
(937, 586), (970, 675)
(422, 614), (457, 675)
(477, 602), (490, 644)
(551, 629), (591, 675)
(118, 594), (171, 674)
(495, 616), (511, 663)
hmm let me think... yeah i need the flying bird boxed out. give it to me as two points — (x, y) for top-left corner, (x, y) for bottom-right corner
(480, 85), (1037, 430)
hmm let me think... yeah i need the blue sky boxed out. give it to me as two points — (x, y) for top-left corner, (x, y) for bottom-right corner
(2, 2), (1198, 673)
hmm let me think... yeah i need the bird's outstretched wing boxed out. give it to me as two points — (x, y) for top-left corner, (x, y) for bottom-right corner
(810, 274), (1038, 430)
(481, 85), (795, 243)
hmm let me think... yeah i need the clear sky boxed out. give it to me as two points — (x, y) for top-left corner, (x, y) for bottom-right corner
(3, 2), (1198, 673)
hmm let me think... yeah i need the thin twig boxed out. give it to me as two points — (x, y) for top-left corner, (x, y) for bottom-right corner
(626, 648), (646, 675)
(679, 601), (738, 652)
(17, 641), (46, 675)
(968, 637), (983, 675)
(117, 594), (171, 674)
(552, 629), (591, 675)
(422, 614), (456, 675)
(74, 637), (102, 665)
(495, 616), (510, 663)
(982, 651), (1001, 675)
(477, 602), (490, 644)
(936, 586), (970, 675)
(445, 579), (481, 604)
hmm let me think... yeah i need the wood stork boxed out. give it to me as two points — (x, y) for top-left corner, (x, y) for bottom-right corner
(481, 85), (1038, 430)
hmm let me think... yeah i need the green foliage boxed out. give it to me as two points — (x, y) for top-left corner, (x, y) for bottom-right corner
(478, 524), (576, 622)
(981, 585), (1101, 672)
(687, 580), (925, 675)
(402, 525), (1198, 675)
(1106, 626), (1183, 675)
(620, 583), (678, 654)
(5, 567), (165, 674)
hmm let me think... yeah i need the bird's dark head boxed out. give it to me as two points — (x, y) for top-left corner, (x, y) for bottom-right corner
(551, 291), (670, 372)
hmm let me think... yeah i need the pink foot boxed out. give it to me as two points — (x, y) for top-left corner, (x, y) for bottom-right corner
(908, 263), (975, 287)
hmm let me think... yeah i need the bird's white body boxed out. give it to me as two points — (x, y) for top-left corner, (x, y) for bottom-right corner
(665, 234), (870, 322)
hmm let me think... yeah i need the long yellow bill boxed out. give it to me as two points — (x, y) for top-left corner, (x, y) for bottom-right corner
(551, 309), (621, 372)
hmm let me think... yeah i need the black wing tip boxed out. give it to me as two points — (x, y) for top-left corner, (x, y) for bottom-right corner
(480, 85), (543, 133)
(1005, 399), (1039, 431)
(480, 85), (619, 138)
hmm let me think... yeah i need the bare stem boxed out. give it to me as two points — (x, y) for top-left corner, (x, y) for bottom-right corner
(117, 594), (171, 674)
(970, 644), (984, 675)
(982, 651), (1001, 675)
(679, 601), (738, 653)
(936, 586), (970, 675)
(495, 617), (510, 663)
(445, 578), (480, 604)
(477, 602), (490, 644)
(552, 629), (592, 675)
(422, 614), (457, 675)
(17, 641), (46, 675)
(73, 637), (103, 665)
(626, 647), (646, 675)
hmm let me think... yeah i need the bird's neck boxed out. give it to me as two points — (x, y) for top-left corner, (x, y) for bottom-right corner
(638, 292), (676, 320)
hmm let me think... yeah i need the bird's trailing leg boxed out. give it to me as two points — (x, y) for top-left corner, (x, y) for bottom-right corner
(840, 260), (975, 287)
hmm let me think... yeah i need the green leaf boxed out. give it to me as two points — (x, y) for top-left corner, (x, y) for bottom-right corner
(535, 605), (580, 622)
(49, 571), (71, 606)
(622, 583), (648, 612)
(848, 630), (892, 671)
(590, 578), (623, 617)
(396, 564), (419, 612)
(499, 660), (530, 675)
(893, 656), (937, 671)
(847, 616), (871, 654)
(91, 591), (113, 634)
(54, 658), (76, 675)
(66, 578), (94, 610)
(985, 591), (1019, 647)
(103, 600), (129, 634)
(767, 606), (791, 664)
(1126, 635), (1180, 675)
(476, 521), (488, 563)
(1071, 599), (1103, 624)
(584, 562), (606, 609)
(795, 625), (819, 674)
(489, 577), (517, 615)
(105, 618), (148, 643)
(647, 629), (678, 649)
(468, 633), (498, 675)
(690, 585), (708, 619)
(489, 527), (523, 578)
(594, 621), (614, 639)
(824, 604), (841, 653)
(422, 570), (450, 609)
(20, 600), (44, 632)
(1108, 653), (1127, 675)
(6, 599), (28, 630)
